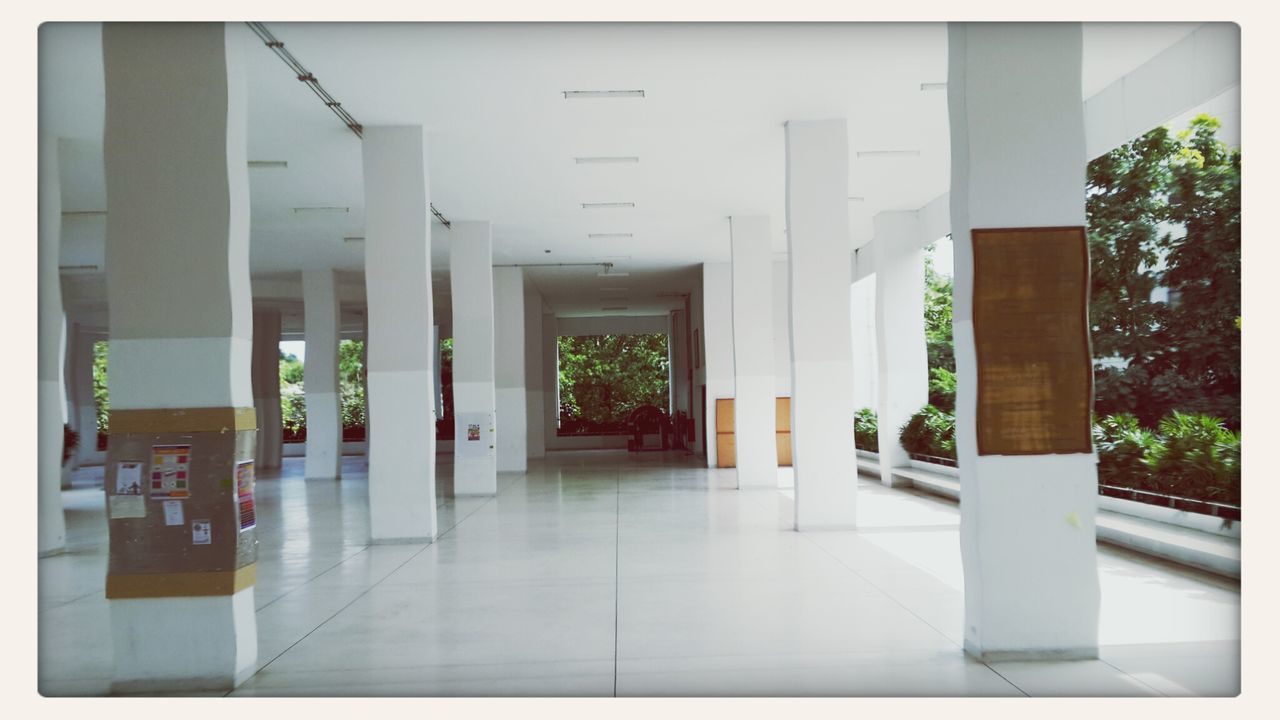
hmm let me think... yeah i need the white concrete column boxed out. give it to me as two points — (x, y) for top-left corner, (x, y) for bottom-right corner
(701, 262), (734, 469)
(251, 309), (283, 469)
(450, 221), (498, 495)
(101, 21), (256, 691)
(729, 216), (779, 487)
(949, 22), (1100, 660)
(67, 320), (100, 472)
(542, 312), (558, 448)
(494, 266), (527, 473)
(524, 279), (546, 459)
(784, 119), (857, 530)
(771, 259), (793, 398)
(362, 125), (438, 543)
(850, 276), (878, 414)
(303, 270), (341, 481)
(872, 213), (929, 486)
(38, 131), (68, 555)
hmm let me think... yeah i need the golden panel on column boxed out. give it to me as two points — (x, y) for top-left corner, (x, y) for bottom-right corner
(972, 227), (1093, 456)
(715, 398), (735, 468)
(775, 397), (792, 467)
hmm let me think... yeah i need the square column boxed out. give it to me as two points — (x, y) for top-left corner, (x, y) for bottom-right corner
(101, 22), (257, 691)
(701, 263), (734, 469)
(524, 279), (546, 459)
(949, 22), (1100, 660)
(872, 212), (929, 486)
(494, 266), (527, 473)
(251, 308), (283, 470)
(303, 269), (341, 481)
(38, 131), (67, 554)
(784, 119), (857, 530)
(362, 125), (438, 543)
(450, 221), (498, 495)
(729, 216), (779, 487)
(66, 319), (100, 473)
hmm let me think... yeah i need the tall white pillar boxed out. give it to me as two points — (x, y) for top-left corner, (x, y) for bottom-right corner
(363, 125), (437, 543)
(701, 262), (734, 469)
(729, 216), (779, 487)
(542, 312), (558, 448)
(784, 119), (857, 530)
(450, 222), (498, 495)
(524, 279), (546, 459)
(303, 269), (341, 481)
(494, 266), (527, 473)
(949, 22), (1100, 660)
(101, 22), (257, 691)
(67, 320), (100, 472)
(872, 213), (929, 486)
(251, 308), (283, 470)
(850, 276), (878, 415)
(38, 131), (68, 555)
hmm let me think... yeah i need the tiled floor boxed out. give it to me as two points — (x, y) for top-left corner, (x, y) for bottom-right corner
(38, 450), (1240, 697)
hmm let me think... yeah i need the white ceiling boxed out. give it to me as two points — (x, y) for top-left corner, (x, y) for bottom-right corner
(41, 21), (1200, 322)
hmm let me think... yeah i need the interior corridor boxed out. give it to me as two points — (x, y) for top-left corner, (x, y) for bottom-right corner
(39, 451), (1239, 697)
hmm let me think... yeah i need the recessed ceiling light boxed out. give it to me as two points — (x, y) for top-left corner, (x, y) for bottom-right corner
(248, 160), (288, 169)
(602, 306), (629, 311)
(582, 202), (635, 209)
(588, 233), (633, 239)
(575, 156), (640, 164)
(292, 206), (349, 213)
(563, 90), (645, 99)
(920, 82), (947, 91)
(848, 197), (865, 202)
(856, 150), (921, 158)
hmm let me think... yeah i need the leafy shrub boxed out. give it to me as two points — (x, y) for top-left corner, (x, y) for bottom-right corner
(854, 408), (878, 451)
(1147, 412), (1240, 506)
(1092, 413), (1159, 490)
(898, 405), (956, 460)
(928, 367), (956, 413)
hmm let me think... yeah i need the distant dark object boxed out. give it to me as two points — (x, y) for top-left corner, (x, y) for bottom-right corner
(627, 405), (670, 452)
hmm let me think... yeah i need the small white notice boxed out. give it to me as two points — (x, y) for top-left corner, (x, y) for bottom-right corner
(191, 519), (212, 545)
(163, 500), (184, 526)
(108, 495), (146, 519)
(115, 461), (144, 495)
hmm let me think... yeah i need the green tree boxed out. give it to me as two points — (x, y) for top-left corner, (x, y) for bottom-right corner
(924, 245), (955, 375)
(1087, 115), (1240, 428)
(557, 334), (670, 428)
(93, 340), (109, 443)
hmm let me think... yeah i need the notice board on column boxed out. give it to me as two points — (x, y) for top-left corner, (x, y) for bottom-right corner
(971, 226), (1093, 456)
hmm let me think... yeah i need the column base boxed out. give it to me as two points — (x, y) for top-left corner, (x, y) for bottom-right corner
(964, 640), (1099, 663)
(109, 588), (257, 693)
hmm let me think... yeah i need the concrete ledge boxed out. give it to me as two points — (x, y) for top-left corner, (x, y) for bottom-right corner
(964, 642), (1099, 663)
(888, 462), (1240, 579)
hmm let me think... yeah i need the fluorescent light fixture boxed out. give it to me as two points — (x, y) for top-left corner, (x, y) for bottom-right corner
(597, 271), (631, 278)
(563, 90), (645, 99)
(575, 156), (640, 164)
(292, 206), (349, 213)
(343, 236), (365, 243)
(600, 287), (629, 292)
(856, 150), (921, 158)
(248, 160), (288, 169)
(588, 233), (633, 239)
(848, 196), (865, 202)
(601, 306), (629, 311)
(58, 264), (100, 273)
(61, 210), (106, 217)
(582, 202), (635, 209)
(597, 255), (632, 260)
(920, 82), (947, 91)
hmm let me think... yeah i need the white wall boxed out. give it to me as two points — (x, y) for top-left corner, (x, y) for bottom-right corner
(524, 277), (546, 459)
(702, 262), (734, 468)
(771, 257), (792, 397)
(556, 315), (669, 337)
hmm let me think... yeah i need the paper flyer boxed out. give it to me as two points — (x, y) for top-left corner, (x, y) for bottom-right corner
(236, 460), (256, 532)
(108, 495), (146, 519)
(191, 519), (212, 545)
(150, 444), (192, 500)
(115, 461), (144, 495)
(163, 500), (184, 526)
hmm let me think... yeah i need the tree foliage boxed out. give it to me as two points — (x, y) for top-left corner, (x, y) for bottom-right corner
(557, 334), (670, 430)
(1088, 115), (1240, 428)
(924, 246), (955, 375)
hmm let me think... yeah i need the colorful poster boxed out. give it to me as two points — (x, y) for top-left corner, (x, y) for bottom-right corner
(236, 460), (256, 532)
(150, 444), (192, 500)
(115, 461), (144, 495)
(191, 519), (212, 545)
(467, 424), (481, 441)
(163, 500), (184, 526)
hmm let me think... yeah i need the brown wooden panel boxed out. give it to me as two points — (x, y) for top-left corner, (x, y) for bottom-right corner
(106, 564), (256, 599)
(716, 433), (736, 468)
(775, 396), (791, 432)
(110, 406), (257, 434)
(776, 432), (792, 467)
(715, 398), (735, 434)
(972, 226), (1093, 456)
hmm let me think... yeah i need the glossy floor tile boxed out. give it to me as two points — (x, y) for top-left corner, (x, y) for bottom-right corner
(38, 450), (1239, 697)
